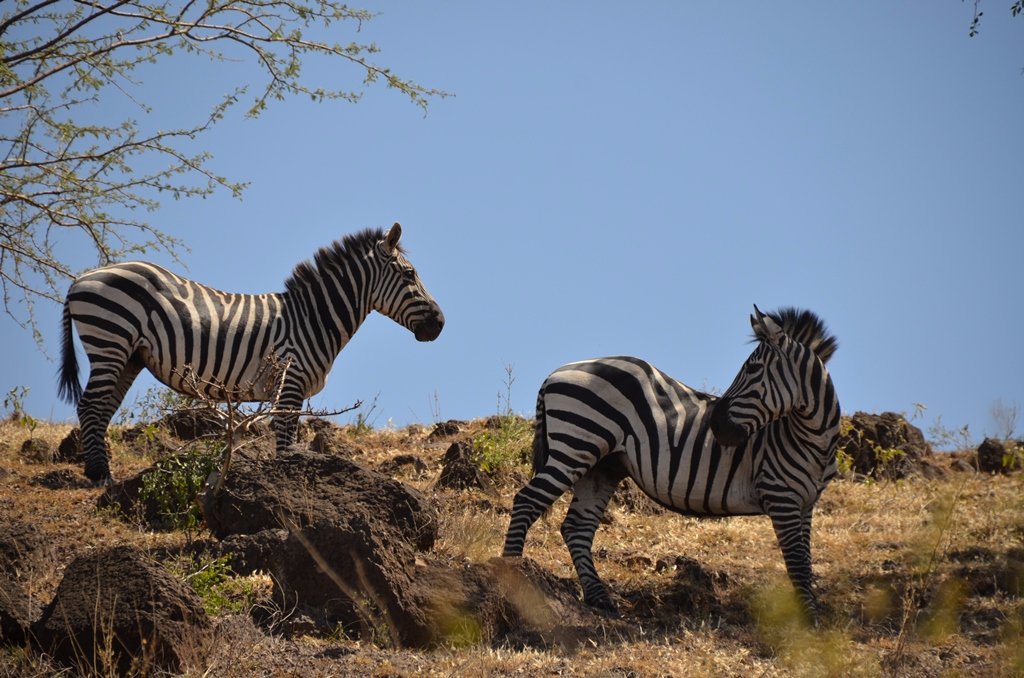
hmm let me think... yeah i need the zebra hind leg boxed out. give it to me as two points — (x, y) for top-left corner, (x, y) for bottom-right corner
(78, 354), (143, 485)
(768, 505), (819, 625)
(502, 459), (596, 559)
(560, 455), (627, 616)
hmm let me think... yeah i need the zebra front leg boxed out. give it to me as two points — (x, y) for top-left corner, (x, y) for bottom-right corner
(768, 505), (818, 624)
(270, 379), (305, 454)
(560, 456), (626, 616)
(503, 462), (592, 558)
(270, 408), (301, 455)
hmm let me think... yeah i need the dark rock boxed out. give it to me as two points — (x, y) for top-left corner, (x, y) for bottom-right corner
(378, 454), (429, 476)
(421, 557), (594, 648)
(216, 529), (289, 576)
(271, 517), (433, 647)
(427, 420), (465, 440)
(0, 520), (53, 579)
(950, 457), (977, 473)
(435, 440), (494, 492)
(976, 438), (1022, 474)
(18, 438), (52, 463)
(837, 412), (934, 480)
(33, 546), (210, 675)
(96, 464), (177, 529)
(0, 521), (52, 645)
(28, 469), (92, 490)
(160, 408), (226, 440)
(0, 572), (42, 645)
(200, 448), (437, 551)
(56, 428), (83, 463)
(309, 429), (345, 454)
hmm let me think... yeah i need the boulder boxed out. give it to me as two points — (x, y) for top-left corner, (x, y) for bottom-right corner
(270, 517), (431, 646)
(200, 448), (438, 551)
(434, 440), (494, 493)
(56, 428), (83, 463)
(837, 412), (934, 479)
(0, 572), (42, 645)
(977, 438), (1023, 474)
(427, 420), (465, 441)
(33, 546), (210, 675)
(18, 438), (52, 464)
(215, 529), (289, 576)
(0, 521), (52, 645)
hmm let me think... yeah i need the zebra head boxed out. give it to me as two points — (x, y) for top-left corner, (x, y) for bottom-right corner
(372, 223), (445, 341)
(710, 305), (831, 449)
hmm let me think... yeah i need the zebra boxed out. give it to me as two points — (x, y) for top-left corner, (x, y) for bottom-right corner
(57, 223), (444, 485)
(502, 306), (840, 621)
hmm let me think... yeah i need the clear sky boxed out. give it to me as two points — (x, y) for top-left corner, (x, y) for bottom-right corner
(4, 2), (1022, 447)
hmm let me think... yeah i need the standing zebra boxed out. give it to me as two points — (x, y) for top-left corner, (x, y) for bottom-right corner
(58, 223), (444, 485)
(502, 306), (840, 620)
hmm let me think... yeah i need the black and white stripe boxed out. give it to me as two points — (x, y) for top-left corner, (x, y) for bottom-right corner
(502, 306), (840, 620)
(58, 223), (444, 484)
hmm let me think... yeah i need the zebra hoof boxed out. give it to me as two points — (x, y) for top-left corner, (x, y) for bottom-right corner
(90, 474), (114, 488)
(584, 595), (620, 618)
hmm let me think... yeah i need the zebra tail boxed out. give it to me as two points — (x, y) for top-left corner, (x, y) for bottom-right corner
(57, 299), (83, 405)
(531, 387), (549, 477)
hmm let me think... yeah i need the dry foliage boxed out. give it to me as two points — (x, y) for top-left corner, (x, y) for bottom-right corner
(0, 416), (1021, 677)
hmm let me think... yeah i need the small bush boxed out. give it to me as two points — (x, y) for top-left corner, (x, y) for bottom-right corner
(473, 415), (532, 475)
(169, 554), (256, 615)
(139, 443), (221, 531)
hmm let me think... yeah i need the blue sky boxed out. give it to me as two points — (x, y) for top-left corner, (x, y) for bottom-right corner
(4, 2), (1022, 447)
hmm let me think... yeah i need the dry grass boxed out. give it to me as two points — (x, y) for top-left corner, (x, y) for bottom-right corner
(1, 417), (1022, 677)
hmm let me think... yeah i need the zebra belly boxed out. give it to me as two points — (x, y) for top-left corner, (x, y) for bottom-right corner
(623, 442), (762, 516)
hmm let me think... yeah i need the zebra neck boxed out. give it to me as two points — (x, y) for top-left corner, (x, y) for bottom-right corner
(788, 386), (841, 460)
(279, 281), (371, 357)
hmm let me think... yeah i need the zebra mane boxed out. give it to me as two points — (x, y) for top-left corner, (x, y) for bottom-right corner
(283, 227), (403, 295)
(758, 307), (839, 364)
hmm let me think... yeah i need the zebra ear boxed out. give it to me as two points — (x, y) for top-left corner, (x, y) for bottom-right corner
(751, 305), (785, 345)
(382, 222), (402, 255)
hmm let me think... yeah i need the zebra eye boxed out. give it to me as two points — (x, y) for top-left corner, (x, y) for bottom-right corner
(401, 267), (416, 282)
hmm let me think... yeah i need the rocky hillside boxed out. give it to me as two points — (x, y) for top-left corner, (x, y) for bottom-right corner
(0, 413), (1021, 677)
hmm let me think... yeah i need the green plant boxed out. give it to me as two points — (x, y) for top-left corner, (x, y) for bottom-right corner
(835, 448), (854, 476)
(1003, 443), (1024, 471)
(116, 385), (196, 426)
(473, 365), (533, 474)
(169, 554), (252, 616)
(139, 443), (221, 532)
(3, 386), (38, 438)
(347, 394), (380, 437)
(474, 416), (532, 474)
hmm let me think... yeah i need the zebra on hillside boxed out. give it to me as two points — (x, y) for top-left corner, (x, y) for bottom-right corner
(502, 306), (840, 620)
(58, 223), (444, 485)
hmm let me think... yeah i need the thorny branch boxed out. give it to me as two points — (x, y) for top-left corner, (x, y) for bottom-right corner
(170, 355), (362, 496)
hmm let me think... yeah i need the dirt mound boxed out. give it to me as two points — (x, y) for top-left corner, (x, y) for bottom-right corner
(193, 448), (608, 648)
(837, 412), (940, 479)
(435, 439), (494, 492)
(200, 448), (438, 550)
(0, 521), (52, 644)
(33, 545), (210, 675)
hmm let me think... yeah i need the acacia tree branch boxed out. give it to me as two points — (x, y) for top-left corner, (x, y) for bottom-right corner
(0, 1), (449, 339)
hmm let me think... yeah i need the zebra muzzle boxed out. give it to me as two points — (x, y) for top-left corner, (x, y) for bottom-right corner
(413, 313), (444, 342)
